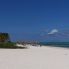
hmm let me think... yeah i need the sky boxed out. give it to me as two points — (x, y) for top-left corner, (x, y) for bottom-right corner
(0, 0), (69, 42)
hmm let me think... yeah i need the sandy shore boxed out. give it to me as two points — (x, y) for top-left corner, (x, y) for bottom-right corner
(0, 45), (69, 69)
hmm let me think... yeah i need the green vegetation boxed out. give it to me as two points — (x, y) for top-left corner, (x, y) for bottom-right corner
(0, 42), (26, 49)
(0, 33), (10, 42)
(0, 33), (17, 48)
(0, 42), (17, 48)
(0, 32), (27, 49)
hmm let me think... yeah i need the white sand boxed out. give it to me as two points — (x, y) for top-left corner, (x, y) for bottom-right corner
(0, 46), (69, 69)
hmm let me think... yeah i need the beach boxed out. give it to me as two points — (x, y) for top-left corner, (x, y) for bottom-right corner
(0, 45), (69, 69)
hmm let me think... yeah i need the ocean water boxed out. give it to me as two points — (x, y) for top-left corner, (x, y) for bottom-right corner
(39, 42), (69, 48)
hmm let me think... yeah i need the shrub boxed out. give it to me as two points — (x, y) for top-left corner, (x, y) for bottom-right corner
(0, 42), (17, 48)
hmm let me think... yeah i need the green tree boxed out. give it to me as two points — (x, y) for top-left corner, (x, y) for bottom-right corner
(0, 33), (10, 43)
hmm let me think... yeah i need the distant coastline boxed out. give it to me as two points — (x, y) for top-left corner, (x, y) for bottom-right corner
(39, 42), (69, 48)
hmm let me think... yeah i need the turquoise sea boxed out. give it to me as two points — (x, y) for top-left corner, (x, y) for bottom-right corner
(39, 42), (69, 48)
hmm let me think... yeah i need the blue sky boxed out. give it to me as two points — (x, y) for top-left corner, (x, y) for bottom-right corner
(0, 0), (69, 41)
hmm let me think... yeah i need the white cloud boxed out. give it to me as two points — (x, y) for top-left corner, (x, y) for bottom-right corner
(48, 29), (58, 34)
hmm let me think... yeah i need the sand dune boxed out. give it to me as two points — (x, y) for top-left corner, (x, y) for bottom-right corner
(0, 46), (69, 69)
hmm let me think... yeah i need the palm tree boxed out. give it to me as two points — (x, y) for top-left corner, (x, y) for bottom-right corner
(0, 33), (10, 43)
